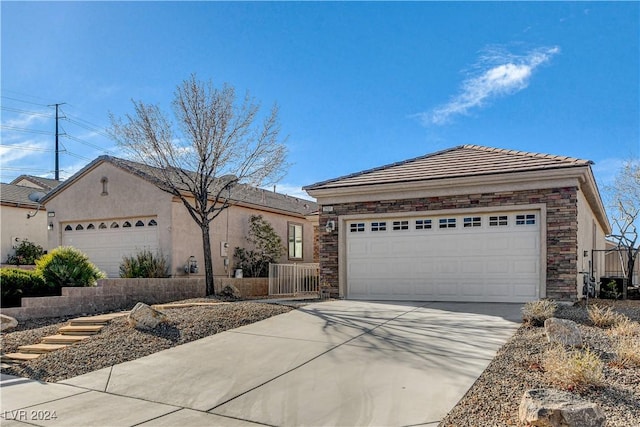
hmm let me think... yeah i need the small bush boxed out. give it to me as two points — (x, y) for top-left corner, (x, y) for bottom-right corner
(600, 280), (622, 300)
(35, 246), (105, 289)
(522, 299), (557, 326)
(609, 318), (640, 337)
(6, 240), (45, 265)
(119, 250), (169, 278)
(544, 345), (603, 391)
(0, 268), (51, 307)
(588, 305), (625, 328)
(615, 337), (640, 367)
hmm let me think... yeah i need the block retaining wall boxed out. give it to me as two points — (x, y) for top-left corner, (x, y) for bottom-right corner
(2, 277), (268, 321)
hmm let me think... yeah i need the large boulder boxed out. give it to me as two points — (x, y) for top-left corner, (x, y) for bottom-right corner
(128, 302), (168, 331)
(519, 389), (606, 427)
(544, 318), (583, 347)
(0, 314), (18, 332)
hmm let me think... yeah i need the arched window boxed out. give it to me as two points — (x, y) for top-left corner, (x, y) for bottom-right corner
(99, 223), (107, 229)
(123, 221), (132, 228)
(76, 224), (84, 230)
(111, 222), (119, 229)
(87, 224), (95, 230)
(148, 219), (157, 226)
(64, 225), (72, 231)
(135, 220), (145, 227)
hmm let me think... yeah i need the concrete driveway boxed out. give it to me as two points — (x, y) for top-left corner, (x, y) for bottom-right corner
(1, 300), (521, 426)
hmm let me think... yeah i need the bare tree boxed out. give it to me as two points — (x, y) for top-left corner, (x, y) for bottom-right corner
(606, 159), (640, 299)
(109, 75), (287, 295)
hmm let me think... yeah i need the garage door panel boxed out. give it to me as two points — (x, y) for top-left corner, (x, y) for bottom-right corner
(346, 212), (540, 303)
(62, 219), (159, 278)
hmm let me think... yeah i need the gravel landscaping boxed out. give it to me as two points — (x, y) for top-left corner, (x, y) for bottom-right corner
(441, 300), (640, 427)
(1, 300), (292, 382)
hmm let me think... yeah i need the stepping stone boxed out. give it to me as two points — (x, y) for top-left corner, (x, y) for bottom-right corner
(70, 312), (129, 325)
(58, 325), (104, 335)
(41, 334), (91, 344)
(2, 353), (41, 362)
(18, 343), (69, 354)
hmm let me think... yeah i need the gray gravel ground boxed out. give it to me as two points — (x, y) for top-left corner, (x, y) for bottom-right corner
(1, 301), (292, 382)
(440, 300), (640, 427)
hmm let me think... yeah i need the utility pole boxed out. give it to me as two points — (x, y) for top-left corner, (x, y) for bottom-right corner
(49, 103), (65, 180)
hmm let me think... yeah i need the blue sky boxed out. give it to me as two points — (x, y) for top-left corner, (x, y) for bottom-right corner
(2, 2), (638, 202)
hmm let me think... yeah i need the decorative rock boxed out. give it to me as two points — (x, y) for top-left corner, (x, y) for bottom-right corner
(220, 284), (241, 299)
(127, 302), (167, 331)
(519, 388), (606, 427)
(0, 314), (18, 332)
(544, 317), (583, 347)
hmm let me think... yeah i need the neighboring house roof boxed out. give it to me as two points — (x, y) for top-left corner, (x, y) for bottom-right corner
(0, 183), (43, 208)
(304, 144), (592, 190)
(42, 155), (317, 216)
(9, 175), (61, 191)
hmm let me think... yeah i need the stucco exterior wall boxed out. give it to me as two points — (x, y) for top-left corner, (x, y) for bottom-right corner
(171, 199), (316, 278)
(0, 204), (48, 262)
(319, 187), (581, 300)
(44, 162), (175, 267)
(576, 189), (608, 294)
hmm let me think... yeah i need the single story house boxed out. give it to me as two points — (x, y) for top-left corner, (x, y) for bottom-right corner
(40, 156), (317, 278)
(304, 145), (611, 302)
(1, 175), (61, 263)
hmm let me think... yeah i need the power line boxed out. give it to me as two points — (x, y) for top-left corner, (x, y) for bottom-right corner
(0, 106), (53, 118)
(0, 95), (49, 108)
(0, 125), (54, 135)
(0, 144), (53, 153)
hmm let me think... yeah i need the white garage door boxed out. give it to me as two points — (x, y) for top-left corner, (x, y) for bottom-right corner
(346, 211), (540, 302)
(62, 218), (159, 277)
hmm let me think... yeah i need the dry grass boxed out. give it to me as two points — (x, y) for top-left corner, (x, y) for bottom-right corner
(543, 345), (604, 391)
(608, 317), (640, 337)
(588, 304), (625, 328)
(522, 299), (557, 326)
(614, 337), (640, 368)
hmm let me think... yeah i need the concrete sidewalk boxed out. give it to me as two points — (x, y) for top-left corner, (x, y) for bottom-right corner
(1, 300), (521, 426)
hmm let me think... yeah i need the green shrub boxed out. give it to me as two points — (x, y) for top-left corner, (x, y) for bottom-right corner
(6, 240), (45, 265)
(0, 268), (50, 307)
(35, 246), (105, 289)
(119, 250), (169, 278)
(234, 215), (285, 278)
(600, 280), (622, 300)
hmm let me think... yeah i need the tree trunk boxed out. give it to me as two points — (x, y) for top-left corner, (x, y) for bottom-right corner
(201, 222), (215, 295)
(625, 248), (634, 300)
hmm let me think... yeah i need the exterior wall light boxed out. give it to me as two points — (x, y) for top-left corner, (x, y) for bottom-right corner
(325, 220), (336, 233)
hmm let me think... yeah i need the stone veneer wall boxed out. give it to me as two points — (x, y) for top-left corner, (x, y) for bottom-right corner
(3, 277), (269, 321)
(319, 187), (579, 301)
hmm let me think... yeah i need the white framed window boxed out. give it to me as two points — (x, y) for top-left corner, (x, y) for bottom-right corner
(371, 222), (387, 232)
(489, 215), (508, 227)
(288, 223), (303, 259)
(415, 219), (432, 230)
(516, 214), (536, 225)
(439, 218), (456, 229)
(463, 217), (482, 227)
(392, 220), (409, 231)
(350, 223), (365, 233)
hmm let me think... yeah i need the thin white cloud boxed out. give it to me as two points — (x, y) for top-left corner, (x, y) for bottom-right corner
(419, 45), (560, 126)
(0, 140), (50, 163)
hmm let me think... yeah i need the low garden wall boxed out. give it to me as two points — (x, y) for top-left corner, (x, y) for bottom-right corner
(2, 277), (269, 321)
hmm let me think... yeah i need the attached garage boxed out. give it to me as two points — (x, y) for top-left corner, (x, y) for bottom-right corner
(346, 210), (541, 302)
(62, 217), (159, 277)
(304, 145), (611, 302)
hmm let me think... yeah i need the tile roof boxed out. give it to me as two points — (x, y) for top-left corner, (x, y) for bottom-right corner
(43, 156), (317, 217)
(9, 175), (61, 191)
(0, 183), (46, 207)
(304, 145), (592, 190)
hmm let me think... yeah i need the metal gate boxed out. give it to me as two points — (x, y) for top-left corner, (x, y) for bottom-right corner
(592, 248), (639, 286)
(268, 263), (320, 296)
